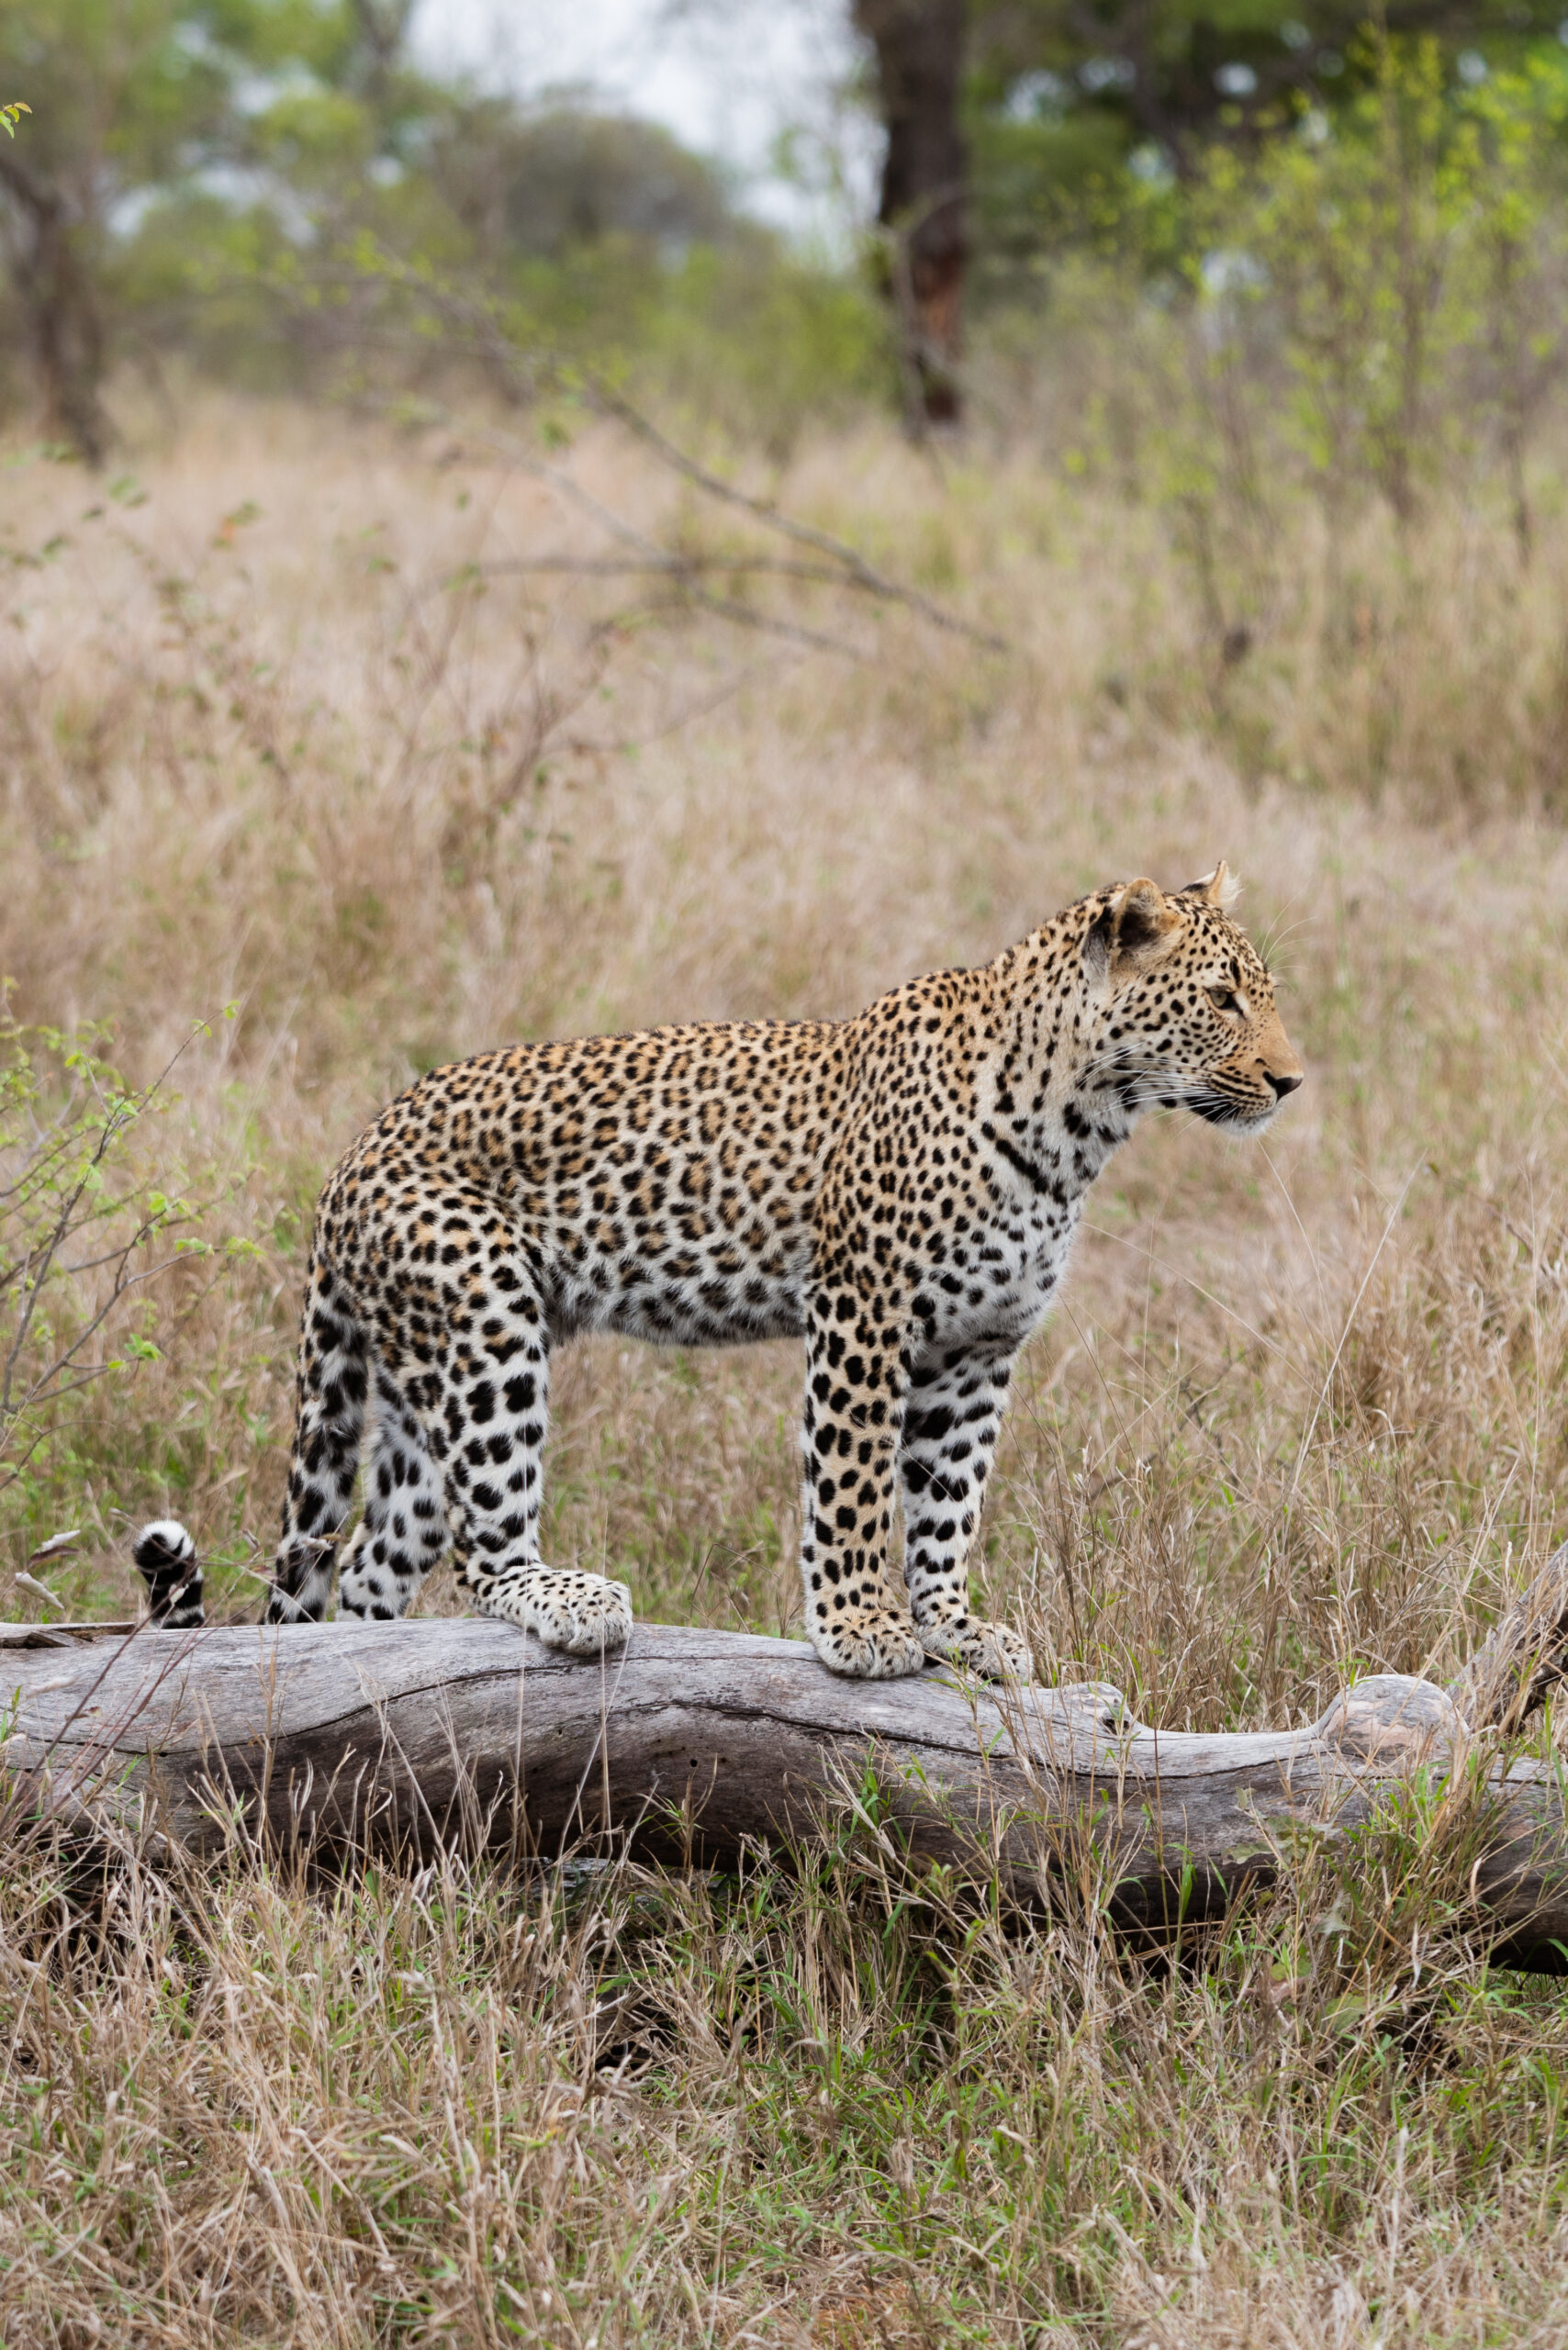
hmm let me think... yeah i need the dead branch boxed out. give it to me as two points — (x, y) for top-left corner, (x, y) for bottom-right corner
(6, 1543), (1568, 1966)
(309, 241), (1009, 651)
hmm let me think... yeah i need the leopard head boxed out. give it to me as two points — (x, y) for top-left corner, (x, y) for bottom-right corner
(1081, 864), (1303, 1135)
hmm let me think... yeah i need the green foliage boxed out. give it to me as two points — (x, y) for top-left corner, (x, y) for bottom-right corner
(0, 0), (238, 193)
(1185, 36), (1568, 522)
(1035, 31), (1568, 701)
(430, 102), (739, 263)
(0, 0), (885, 450)
(509, 238), (895, 450)
(0, 1001), (218, 1558)
(0, 3), (390, 444)
(77, 35), (885, 445)
(967, 0), (1568, 222)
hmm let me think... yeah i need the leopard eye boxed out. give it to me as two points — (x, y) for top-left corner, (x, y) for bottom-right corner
(1209, 986), (1242, 1015)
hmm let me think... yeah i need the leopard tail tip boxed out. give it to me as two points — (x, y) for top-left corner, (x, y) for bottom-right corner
(133, 1518), (206, 1628)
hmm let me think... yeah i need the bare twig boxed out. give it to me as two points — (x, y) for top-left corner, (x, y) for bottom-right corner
(1, 1016), (214, 1486)
(309, 247), (1009, 654)
(364, 403), (871, 665)
(659, 587), (868, 662)
(579, 371), (1007, 652)
(438, 555), (860, 590)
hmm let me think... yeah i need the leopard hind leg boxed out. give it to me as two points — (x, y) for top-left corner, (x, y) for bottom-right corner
(268, 1259), (369, 1623)
(337, 1360), (451, 1620)
(411, 1226), (631, 1654)
(444, 1336), (632, 1656)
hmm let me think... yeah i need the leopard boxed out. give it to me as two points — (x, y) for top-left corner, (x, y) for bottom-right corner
(136, 864), (1302, 1682)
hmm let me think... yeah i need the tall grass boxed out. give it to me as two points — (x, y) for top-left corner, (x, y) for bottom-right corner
(4, 390), (1568, 2342)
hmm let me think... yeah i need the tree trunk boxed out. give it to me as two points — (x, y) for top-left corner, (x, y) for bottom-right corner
(855, 0), (969, 431)
(9, 1543), (1568, 1968)
(349, 0), (415, 115)
(0, 149), (109, 466)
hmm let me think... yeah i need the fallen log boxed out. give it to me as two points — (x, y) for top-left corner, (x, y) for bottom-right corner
(6, 1546), (1568, 1967)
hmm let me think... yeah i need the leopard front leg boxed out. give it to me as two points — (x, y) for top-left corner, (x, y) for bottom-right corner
(798, 1293), (924, 1680)
(900, 1342), (1032, 1684)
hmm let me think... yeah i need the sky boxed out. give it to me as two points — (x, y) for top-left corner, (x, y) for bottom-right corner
(410, 0), (878, 242)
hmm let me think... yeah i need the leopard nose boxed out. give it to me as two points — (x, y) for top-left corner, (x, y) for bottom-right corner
(1267, 1069), (1303, 1099)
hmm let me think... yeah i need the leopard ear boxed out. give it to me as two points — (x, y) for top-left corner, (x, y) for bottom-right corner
(1113, 878), (1178, 960)
(1182, 861), (1240, 911)
(1084, 878), (1182, 986)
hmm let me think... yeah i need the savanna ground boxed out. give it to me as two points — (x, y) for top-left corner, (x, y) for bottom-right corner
(5, 385), (1568, 2345)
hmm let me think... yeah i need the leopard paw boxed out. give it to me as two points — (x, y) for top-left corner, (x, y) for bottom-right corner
(919, 1616), (1033, 1685)
(483, 1567), (633, 1657)
(811, 1607), (925, 1681)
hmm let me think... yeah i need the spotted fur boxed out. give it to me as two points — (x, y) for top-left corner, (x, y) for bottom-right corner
(138, 867), (1302, 1681)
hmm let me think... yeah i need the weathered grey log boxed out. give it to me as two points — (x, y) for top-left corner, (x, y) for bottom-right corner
(6, 1552), (1568, 1967)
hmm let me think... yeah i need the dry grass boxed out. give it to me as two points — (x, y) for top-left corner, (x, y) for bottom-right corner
(5, 390), (1568, 2343)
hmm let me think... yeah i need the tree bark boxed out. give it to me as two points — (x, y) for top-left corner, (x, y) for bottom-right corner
(7, 1546), (1568, 1967)
(348, 0), (414, 114)
(0, 146), (108, 465)
(855, 0), (969, 431)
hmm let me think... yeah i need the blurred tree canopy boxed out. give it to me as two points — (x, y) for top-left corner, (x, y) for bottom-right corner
(0, 0), (886, 456)
(0, 0), (427, 454)
(858, 0), (1568, 416)
(4, 0), (1568, 454)
(968, 0), (1568, 171)
(430, 105), (736, 263)
(964, 0), (1568, 267)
